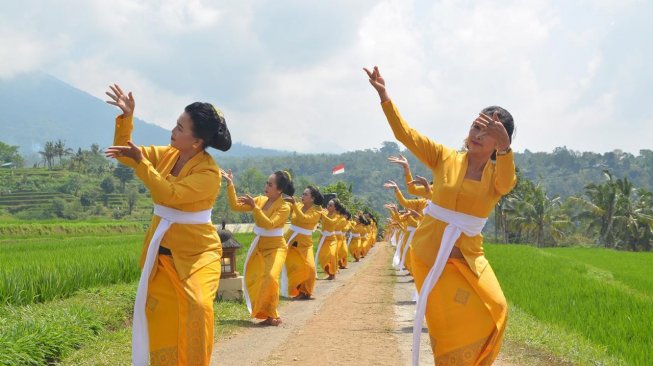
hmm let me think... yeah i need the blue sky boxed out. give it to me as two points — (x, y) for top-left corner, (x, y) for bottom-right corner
(1, 0), (650, 154)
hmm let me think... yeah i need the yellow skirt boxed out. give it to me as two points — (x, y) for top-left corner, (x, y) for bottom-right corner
(349, 238), (362, 260)
(285, 239), (316, 297)
(246, 246), (287, 319)
(337, 234), (348, 268)
(147, 255), (221, 366)
(317, 236), (338, 276)
(411, 255), (507, 366)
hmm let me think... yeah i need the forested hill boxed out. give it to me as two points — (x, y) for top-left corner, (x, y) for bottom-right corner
(217, 142), (653, 214)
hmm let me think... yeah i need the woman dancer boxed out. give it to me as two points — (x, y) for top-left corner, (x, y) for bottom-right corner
(222, 169), (293, 326)
(365, 66), (516, 365)
(281, 186), (324, 299)
(315, 198), (341, 280)
(105, 85), (231, 366)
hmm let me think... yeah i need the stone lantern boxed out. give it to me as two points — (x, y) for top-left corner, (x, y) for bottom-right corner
(217, 221), (243, 300)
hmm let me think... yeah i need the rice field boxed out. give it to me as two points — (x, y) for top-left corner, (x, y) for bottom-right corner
(486, 244), (653, 366)
(2, 227), (651, 365)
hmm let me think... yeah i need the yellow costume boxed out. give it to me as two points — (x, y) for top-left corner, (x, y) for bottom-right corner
(114, 114), (222, 366)
(284, 202), (322, 297)
(348, 222), (368, 260)
(394, 189), (428, 274)
(227, 184), (290, 320)
(336, 216), (350, 268)
(317, 212), (339, 276)
(382, 100), (516, 365)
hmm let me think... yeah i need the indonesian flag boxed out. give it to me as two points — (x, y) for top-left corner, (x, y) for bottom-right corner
(332, 163), (345, 175)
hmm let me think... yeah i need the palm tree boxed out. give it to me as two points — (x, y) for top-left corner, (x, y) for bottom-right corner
(38, 141), (56, 169)
(506, 181), (568, 247)
(570, 170), (620, 248)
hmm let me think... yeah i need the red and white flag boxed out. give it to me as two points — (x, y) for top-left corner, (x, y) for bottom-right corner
(332, 163), (345, 175)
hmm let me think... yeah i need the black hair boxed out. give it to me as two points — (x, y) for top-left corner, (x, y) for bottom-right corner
(307, 185), (324, 206)
(334, 200), (346, 215)
(480, 106), (514, 160)
(358, 215), (370, 225)
(273, 170), (295, 196)
(184, 102), (232, 151)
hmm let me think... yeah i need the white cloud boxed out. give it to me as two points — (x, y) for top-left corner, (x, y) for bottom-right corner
(0, 0), (651, 154)
(63, 56), (196, 130)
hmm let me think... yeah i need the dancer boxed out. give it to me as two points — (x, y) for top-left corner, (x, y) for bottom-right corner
(222, 169), (293, 326)
(365, 66), (516, 365)
(315, 198), (341, 280)
(105, 85), (231, 366)
(281, 186), (324, 300)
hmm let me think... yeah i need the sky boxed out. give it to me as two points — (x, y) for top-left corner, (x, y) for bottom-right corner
(1, 0), (651, 154)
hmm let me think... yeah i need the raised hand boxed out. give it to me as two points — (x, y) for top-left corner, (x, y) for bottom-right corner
(405, 208), (422, 218)
(363, 66), (389, 102)
(475, 111), (511, 151)
(283, 195), (296, 204)
(220, 169), (234, 185)
(408, 175), (432, 195)
(237, 194), (255, 208)
(387, 155), (409, 169)
(104, 141), (143, 163)
(383, 180), (399, 191)
(105, 84), (135, 117)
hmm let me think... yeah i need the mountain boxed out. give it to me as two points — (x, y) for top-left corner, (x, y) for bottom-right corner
(0, 72), (290, 157)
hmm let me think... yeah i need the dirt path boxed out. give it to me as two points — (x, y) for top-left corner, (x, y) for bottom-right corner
(212, 243), (402, 365)
(212, 242), (516, 365)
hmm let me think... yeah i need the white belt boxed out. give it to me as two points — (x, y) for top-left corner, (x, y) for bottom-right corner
(398, 226), (417, 270)
(243, 225), (284, 313)
(392, 230), (406, 268)
(347, 233), (362, 248)
(281, 224), (315, 296)
(334, 231), (344, 236)
(132, 204), (212, 366)
(314, 230), (335, 275)
(412, 203), (487, 366)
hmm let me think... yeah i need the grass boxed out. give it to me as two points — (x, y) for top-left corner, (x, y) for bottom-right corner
(0, 235), (143, 305)
(1, 282), (250, 366)
(0, 221), (147, 239)
(486, 244), (652, 365)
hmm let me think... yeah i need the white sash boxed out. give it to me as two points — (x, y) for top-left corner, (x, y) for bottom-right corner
(280, 224), (314, 297)
(132, 204), (212, 366)
(347, 233), (360, 248)
(412, 202), (487, 366)
(398, 226), (416, 270)
(314, 230), (335, 275)
(390, 229), (398, 247)
(392, 230), (406, 268)
(243, 225), (284, 313)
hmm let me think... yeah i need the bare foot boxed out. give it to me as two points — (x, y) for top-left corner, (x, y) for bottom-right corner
(294, 293), (311, 300)
(327, 275), (336, 280)
(261, 317), (283, 326)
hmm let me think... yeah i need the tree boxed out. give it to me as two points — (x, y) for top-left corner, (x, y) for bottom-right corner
(54, 139), (73, 166)
(126, 186), (139, 215)
(39, 141), (56, 169)
(100, 177), (116, 206)
(114, 164), (134, 192)
(506, 181), (568, 247)
(0, 141), (24, 168)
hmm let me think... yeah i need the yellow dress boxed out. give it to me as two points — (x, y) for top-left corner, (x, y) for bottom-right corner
(284, 202), (322, 297)
(382, 99), (516, 365)
(227, 184), (290, 319)
(336, 217), (351, 268)
(317, 212), (339, 276)
(394, 189), (428, 274)
(114, 114), (222, 366)
(349, 222), (368, 260)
